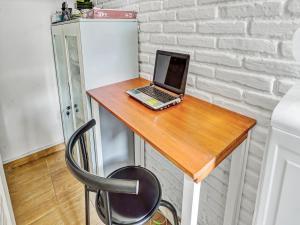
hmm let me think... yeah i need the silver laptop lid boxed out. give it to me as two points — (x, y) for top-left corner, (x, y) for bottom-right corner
(153, 50), (190, 95)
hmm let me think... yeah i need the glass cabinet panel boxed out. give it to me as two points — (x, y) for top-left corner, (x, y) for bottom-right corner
(65, 35), (90, 168)
(65, 36), (85, 129)
(53, 34), (74, 141)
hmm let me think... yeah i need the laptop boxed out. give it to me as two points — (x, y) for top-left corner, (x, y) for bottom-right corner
(127, 50), (190, 110)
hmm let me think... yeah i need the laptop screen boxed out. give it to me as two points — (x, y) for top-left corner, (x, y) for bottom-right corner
(153, 50), (190, 95)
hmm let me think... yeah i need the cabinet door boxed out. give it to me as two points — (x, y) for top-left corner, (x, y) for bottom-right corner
(65, 35), (85, 129)
(52, 26), (74, 142)
(63, 23), (90, 167)
(62, 23), (86, 131)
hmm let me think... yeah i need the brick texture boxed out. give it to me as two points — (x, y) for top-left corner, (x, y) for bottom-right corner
(97, 0), (300, 225)
(219, 2), (282, 18)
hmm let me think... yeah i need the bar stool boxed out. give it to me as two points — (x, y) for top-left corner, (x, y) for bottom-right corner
(65, 119), (179, 225)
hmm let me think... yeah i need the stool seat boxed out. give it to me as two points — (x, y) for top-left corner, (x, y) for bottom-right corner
(96, 166), (161, 224)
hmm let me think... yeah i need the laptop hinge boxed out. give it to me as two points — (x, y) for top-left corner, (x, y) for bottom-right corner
(151, 83), (183, 98)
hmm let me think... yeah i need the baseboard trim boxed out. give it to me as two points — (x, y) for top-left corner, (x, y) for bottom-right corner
(4, 143), (65, 171)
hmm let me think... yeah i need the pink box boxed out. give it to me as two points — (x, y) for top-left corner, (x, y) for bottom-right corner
(83, 8), (137, 19)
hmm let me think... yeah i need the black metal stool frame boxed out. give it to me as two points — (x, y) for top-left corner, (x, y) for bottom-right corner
(65, 119), (179, 225)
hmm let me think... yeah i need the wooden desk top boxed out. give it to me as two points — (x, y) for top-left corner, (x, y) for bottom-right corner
(88, 78), (256, 183)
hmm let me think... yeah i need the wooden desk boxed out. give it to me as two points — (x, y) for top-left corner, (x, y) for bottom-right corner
(87, 78), (256, 225)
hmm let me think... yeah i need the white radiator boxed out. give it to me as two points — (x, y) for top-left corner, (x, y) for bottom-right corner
(253, 83), (300, 225)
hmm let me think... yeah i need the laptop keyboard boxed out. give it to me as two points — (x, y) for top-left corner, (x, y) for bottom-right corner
(137, 86), (177, 103)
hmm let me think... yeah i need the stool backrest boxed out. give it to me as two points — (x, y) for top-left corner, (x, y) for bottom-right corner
(65, 119), (139, 224)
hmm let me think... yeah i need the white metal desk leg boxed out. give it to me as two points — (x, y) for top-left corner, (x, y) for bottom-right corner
(134, 133), (145, 167)
(91, 99), (104, 177)
(223, 131), (251, 225)
(181, 174), (201, 225)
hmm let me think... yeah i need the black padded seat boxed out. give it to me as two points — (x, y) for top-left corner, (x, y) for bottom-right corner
(96, 166), (161, 224)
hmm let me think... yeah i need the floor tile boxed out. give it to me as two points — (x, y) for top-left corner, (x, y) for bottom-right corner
(10, 175), (53, 206)
(45, 151), (66, 175)
(6, 159), (48, 187)
(13, 188), (57, 225)
(51, 167), (84, 204)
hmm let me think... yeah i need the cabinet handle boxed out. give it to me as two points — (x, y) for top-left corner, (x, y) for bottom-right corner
(74, 104), (78, 108)
(66, 106), (71, 110)
(75, 109), (79, 113)
(66, 111), (70, 116)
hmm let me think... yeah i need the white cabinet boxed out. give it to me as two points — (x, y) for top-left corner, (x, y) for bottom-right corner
(51, 19), (138, 171)
(253, 83), (300, 225)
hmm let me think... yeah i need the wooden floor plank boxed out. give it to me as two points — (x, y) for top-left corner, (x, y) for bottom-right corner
(5, 150), (169, 225)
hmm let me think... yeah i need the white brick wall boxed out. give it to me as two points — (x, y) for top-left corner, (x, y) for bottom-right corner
(219, 2), (282, 18)
(287, 0), (300, 15)
(196, 50), (243, 67)
(97, 0), (300, 225)
(218, 38), (277, 55)
(178, 7), (216, 20)
(250, 20), (300, 38)
(198, 21), (246, 34)
(164, 22), (196, 33)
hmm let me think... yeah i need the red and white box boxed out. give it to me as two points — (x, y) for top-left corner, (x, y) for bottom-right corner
(83, 8), (137, 19)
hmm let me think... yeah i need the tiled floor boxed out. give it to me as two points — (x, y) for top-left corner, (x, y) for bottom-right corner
(4, 150), (168, 225)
